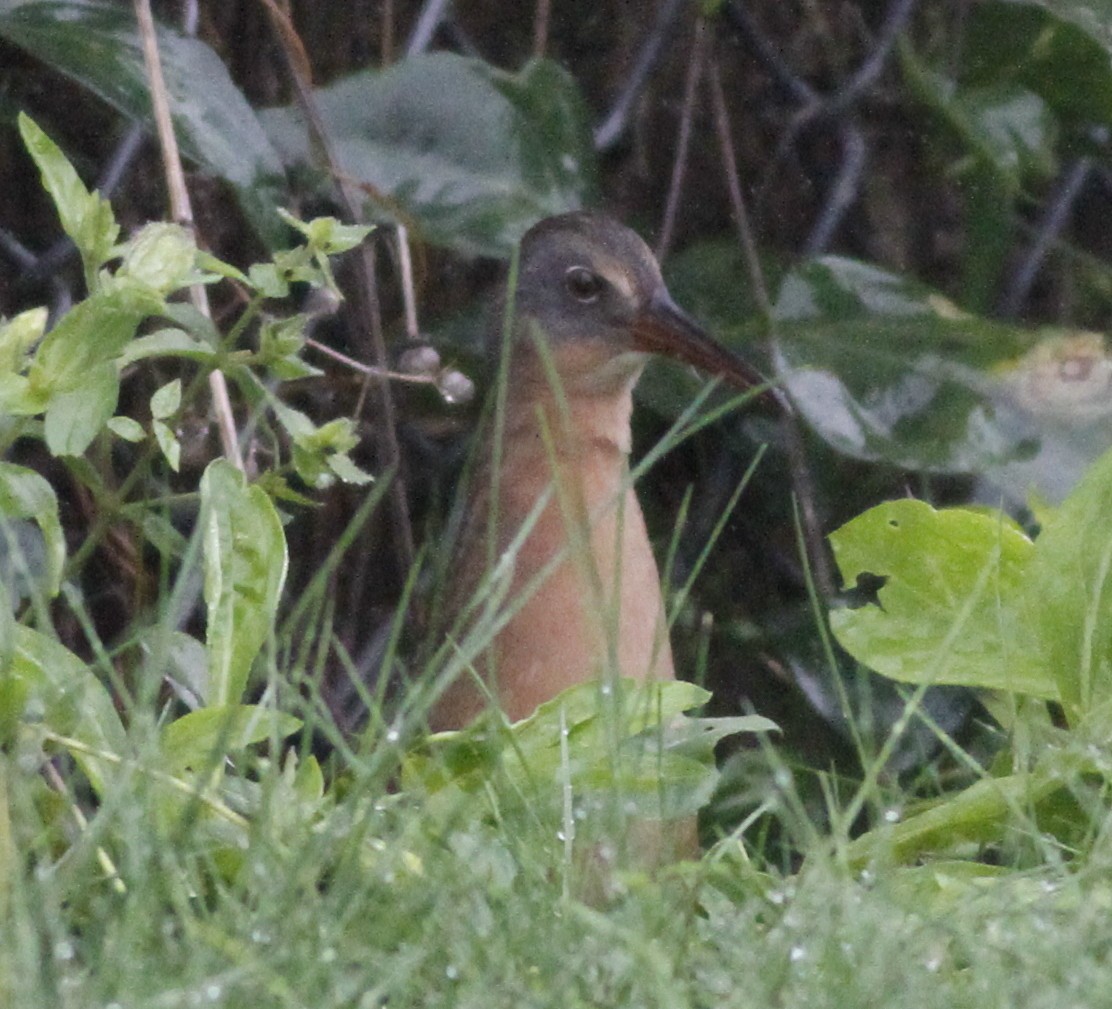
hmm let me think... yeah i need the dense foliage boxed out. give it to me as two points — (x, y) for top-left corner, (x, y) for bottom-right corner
(2, 1), (1112, 1005)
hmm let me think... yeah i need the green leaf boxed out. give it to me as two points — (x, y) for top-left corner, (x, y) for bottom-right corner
(8, 625), (128, 796)
(0, 462), (65, 597)
(772, 256), (1041, 472)
(43, 361), (118, 456)
(30, 282), (162, 394)
(0, 307), (47, 372)
(200, 461), (288, 707)
(161, 704), (301, 773)
(118, 223), (200, 295)
(0, 2), (287, 247)
(829, 498), (1058, 699)
(150, 378), (181, 420)
(17, 112), (118, 289)
(1021, 443), (1112, 711)
(260, 54), (596, 257)
(152, 419), (180, 472)
(106, 415), (145, 442)
(966, 1), (1112, 131)
(116, 328), (214, 367)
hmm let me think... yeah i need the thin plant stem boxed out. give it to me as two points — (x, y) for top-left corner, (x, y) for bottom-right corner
(134, 0), (243, 471)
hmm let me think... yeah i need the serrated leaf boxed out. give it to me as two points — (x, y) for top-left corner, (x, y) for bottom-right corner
(829, 498), (1056, 698)
(200, 461), (288, 707)
(0, 462), (65, 597)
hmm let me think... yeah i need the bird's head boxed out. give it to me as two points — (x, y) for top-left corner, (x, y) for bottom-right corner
(507, 212), (777, 403)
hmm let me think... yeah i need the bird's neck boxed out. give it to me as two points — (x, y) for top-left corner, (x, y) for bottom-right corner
(501, 346), (645, 460)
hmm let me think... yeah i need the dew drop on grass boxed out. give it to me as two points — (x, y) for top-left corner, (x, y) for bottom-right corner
(206, 983), (223, 1001)
(884, 808), (901, 823)
(53, 940), (74, 962)
(446, 964), (460, 981)
(321, 947), (337, 964)
(790, 946), (806, 963)
(386, 728), (401, 743)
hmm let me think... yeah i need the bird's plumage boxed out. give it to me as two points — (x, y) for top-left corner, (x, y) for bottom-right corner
(430, 212), (767, 731)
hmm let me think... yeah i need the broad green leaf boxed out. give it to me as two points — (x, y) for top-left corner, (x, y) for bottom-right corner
(30, 282), (162, 394)
(966, 1), (1112, 130)
(161, 704), (301, 773)
(200, 460), (288, 707)
(0, 1), (287, 246)
(829, 498), (1057, 699)
(43, 360), (118, 456)
(8, 625), (127, 796)
(772, 256), (1043, 472)
(0, 462), (65, 596)
(260, 54), (596, 257)
(17, 112), (118, 289)
(1021, 443), (1112, 711)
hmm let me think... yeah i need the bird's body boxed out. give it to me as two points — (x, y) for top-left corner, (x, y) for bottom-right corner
(430, 212), (768, 732)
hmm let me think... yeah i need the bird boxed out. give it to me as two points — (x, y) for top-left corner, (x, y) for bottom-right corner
(429, 211), (776, 733)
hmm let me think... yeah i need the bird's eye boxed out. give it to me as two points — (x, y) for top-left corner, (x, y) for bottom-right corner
(564, 266), (604, 303)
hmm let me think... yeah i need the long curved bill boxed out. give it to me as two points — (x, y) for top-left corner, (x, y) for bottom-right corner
(631, 287), (790, 414)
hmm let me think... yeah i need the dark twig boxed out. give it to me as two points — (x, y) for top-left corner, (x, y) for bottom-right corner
(998, 158), (1092, 319)
(724, 1), (816, 105)
(707, 59), (771, 316)
(822, 0), (918, 119)
(656, 18), (708, 262)
(593, 0), (690, 152)
(406, 0), (452, 56)
(708, 57), (836, 599)
(803, 121), (868, 256)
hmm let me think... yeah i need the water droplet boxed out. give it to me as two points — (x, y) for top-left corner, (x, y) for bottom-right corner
(321, 947), (337, 964)
(767, 889), (786, 905)
(53, 940), (74, 962)
(445, 964), (459, 980)
(774, 768), (792, 789)
(556, 830), (566, 841)
(206, 983), (223, 1001)
(438, 370), (475, 405)
(250, 929), (272, 945)
(386, 728), (400, 743)
(884, 808), (901, 823)
(790, 945), (806, 962)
